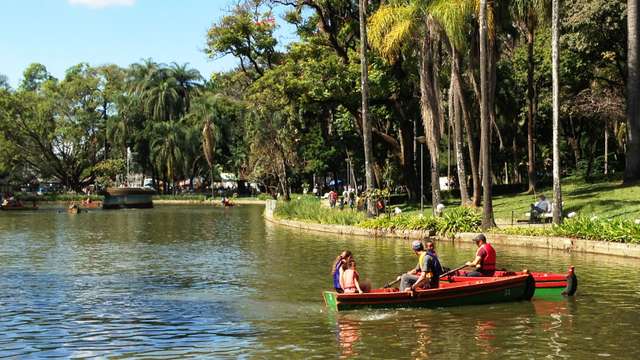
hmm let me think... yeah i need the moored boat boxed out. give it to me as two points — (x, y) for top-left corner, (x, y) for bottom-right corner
(323, 274), (535, 312)
(444, 266), (577, 299)
(1, 203), (38, 211)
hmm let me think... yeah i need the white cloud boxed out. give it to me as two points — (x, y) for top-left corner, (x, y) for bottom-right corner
(68, 0), (136, 8)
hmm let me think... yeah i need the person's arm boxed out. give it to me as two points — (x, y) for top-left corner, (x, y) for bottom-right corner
(466, 255), (482, 268)
(354, 277), (363, 294)
(411, 272), (426, 290)
(339, 266), (345, 289)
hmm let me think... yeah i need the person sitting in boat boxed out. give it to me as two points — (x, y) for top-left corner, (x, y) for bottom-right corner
(221, 197), (233, 207)
(340, 259), (364, 294)
(332, 250), (352, 293)
(398, 240), (443, 292)
(465, 234), (496, 277)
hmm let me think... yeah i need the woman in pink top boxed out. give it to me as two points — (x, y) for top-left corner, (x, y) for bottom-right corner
(340, 260), (363, 294)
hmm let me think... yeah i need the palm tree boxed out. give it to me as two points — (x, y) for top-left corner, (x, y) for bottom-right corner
(187, 94), (220, 197)
(429, 0), (474, 205)
(168, 62), (203, 115)
(512, 0), (547, 194)
(551, 0), (562, 224)
(359, 0), (376, 216)
(151, 120), (185, 194)
(369, 1), (444, 212)
(143, 76), (181, 122)
(627, 0), (640, 183)
(479, 0), (495, 229)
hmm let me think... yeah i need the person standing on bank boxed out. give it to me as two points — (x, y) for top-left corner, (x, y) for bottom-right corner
(398, 240), (443, 292)
(465, 234), (496, 277)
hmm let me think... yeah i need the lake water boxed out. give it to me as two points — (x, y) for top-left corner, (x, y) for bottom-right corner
(1, 205), (639, 358)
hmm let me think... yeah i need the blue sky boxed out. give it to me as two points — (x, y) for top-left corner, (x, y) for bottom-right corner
(0, 0), (297, 87)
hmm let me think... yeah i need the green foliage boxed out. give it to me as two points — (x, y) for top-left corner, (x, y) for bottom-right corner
(93, 159), (126, 189)
(358, 207), (481, 237)
(359, 213), (440, 232)
(438, 207), (482, 236)
(274, 196), (365, 226)
(152, 194), (209, 201)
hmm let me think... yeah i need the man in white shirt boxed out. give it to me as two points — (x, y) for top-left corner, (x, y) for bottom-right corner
(530, 194), (551, 222)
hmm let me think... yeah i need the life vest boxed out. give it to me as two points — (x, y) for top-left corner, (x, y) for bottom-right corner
(418, 251), (442, 288)
(333, 260), (344, 289)
(477, 243), (496, 274)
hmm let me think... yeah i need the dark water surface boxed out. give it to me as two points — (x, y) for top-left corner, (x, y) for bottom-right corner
(1, 205), (639, 359)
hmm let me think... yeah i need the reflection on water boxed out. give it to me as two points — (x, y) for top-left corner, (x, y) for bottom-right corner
(1, 205), (640, 358)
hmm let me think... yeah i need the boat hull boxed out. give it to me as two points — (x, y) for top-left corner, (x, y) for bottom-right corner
(445, 268), (577, 299)
(1, 205), (38, 211)
(102, 188), (154, 209)
(323, 274), (535, 312)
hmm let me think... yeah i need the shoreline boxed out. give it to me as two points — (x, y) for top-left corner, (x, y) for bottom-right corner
(263, 201), (640, 259)
(36, 199), (266, 206)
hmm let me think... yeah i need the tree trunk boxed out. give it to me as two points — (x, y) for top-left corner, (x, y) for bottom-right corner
(604, 120), (609, 175)
(526, 28), (537, 194)
(419, 27), (442, 211)
(456, 67), (481, 207)
(450, 45), (470, 205)
(552, 0), (563, 224)
(479, 0), (494, 228)
(360, 0), (376, 216)
(626, 0), (640, 182)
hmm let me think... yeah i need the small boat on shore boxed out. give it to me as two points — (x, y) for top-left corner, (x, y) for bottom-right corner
(444, 267), (577, 299)
(1, 203), (38, 211)
(323, 274), (535, 312)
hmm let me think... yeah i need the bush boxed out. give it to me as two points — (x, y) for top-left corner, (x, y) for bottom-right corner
(257, 193), (274, 201)
(153, 194), (208, 201)
(359, 213), (439, 232)
(274, 196), (365, 226)
(22, 193), (103, 202)
(437, 207), (482, 237)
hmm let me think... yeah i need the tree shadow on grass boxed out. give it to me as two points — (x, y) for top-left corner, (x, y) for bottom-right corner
(564, 199), (640, 218)
(566, 182), (623, 197)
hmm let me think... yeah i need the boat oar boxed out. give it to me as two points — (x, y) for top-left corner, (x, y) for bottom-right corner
(383, 277), (401, 288)
(439, 264), (468, 279)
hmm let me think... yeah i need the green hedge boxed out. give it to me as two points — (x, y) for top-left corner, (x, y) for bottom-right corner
(273, 196), (365, 226)
(358, 207), (481, 237)
(18, 193), (103, 202)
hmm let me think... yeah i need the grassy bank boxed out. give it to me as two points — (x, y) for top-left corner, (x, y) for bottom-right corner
(272, 179), (640, 243)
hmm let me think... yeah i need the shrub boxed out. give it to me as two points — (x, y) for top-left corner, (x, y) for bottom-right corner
(437, 207), (482, 237)
(153, 194), (209, 201)
(358, 213), (439, 232)
(274, 196), (365, 226)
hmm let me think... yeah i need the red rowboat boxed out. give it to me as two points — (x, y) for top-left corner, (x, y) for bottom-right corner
(443, 266), (577, 299)
(323, 274), (535, 311)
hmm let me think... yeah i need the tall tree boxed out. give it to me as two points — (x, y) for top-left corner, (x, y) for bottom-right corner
(627, 0), (640, 182)
(479, 0), (495, 228)
(368, 1), (444, 212)
(512, 0), (546, 193)
(551, 0), (563, 223)
(359, 0), (376, 216)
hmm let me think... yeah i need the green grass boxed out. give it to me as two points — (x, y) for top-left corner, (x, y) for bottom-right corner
(492, 178), (640, 221)
(273, 196), (365, 226)
(493, 216), (640, 243)
(273, 179), (640, 243)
